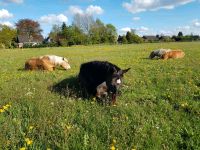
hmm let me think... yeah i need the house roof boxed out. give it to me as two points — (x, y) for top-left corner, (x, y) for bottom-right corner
(17, 34), (43, 43)
(143, 36), (159, 40)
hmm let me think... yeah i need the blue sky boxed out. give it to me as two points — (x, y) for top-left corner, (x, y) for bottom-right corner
(0, 0), (200, 37)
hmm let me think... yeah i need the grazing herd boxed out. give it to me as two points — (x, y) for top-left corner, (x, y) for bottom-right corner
(24, 48), (185, 105)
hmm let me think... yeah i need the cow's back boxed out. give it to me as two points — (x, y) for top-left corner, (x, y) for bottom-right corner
(162, 50), (185, 59)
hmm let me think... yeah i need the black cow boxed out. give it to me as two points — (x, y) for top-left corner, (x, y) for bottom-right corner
(78, 61), (130, 104)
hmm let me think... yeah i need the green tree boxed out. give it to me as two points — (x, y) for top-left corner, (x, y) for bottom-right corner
(89, 19), (102, 44)
(49, 24), (61, 45)
(0, 25), (17, 48)
(69, 25), (88, 45)
(121, 36), (128, 44)
(126, 31), (143, 44)
(178, 31), (183, 37)
(132, 34), (144, 43)
(61, 22), (68, 38)
(89, 19), (109, 44)
(126, 31), (133, 43)
(117, 35), (127, 44)
(105, 24), (117, 43)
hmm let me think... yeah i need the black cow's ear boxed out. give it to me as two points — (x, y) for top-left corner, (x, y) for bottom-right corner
(113, 67), (118, 73)
(122, 68), (131, 74)
(118, 68), (130, 75)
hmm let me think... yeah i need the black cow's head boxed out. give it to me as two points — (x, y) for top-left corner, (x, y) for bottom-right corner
(111, 68), (131, 87)
(97, 68), (130, 105)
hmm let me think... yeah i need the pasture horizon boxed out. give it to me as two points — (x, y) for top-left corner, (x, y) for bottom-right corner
(0, 42), (200, 149)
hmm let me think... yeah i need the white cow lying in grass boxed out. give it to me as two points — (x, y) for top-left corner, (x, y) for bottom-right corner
(40, 55), (71, 70)
(149, 49), (171, 59)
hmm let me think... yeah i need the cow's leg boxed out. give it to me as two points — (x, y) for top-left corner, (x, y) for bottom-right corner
(111, 94), (116, 105)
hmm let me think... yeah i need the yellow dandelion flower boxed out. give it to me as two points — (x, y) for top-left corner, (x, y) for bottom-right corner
(112, 139), (116, 144)
(29, 126), (34, 130)
(27, 140), (33, 145)
(0, 109), (5, 113)
(91, 101), (95, 104)
(5, 104), (11, 107)
(125, 115), (129, 120)
(132, 149), (136, 150)
(25, 138), (33, 145)
(47, 148), (51, 150)
(181, 102), (188, 107)
(19, 147), (26, 150)
(66, 124), (72, 130)
(110, 145), (115, 150)
(3, 105), (8, 110)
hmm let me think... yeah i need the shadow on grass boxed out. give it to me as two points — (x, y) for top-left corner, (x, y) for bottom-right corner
(141, 57), (150, 60)
(50, 76), (113, 105)
(18, 67), (69, 73)
(141, 57), (161, 60)
(18, 68), (26, 71)
(50, 76), (124, 105)
(50, 76), (89, 99)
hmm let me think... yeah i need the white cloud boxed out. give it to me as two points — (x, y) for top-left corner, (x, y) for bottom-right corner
(69, 6), (84, 15)
(39, 14), (68, 24)
(192, 19), (200, 27)
(177, 25), (191, 30)
(86, 5), (104, 15)
(1, 0), (23, 4)
(68, 5), (104, 16)
(119, 26), (149, 35)
(158, 30), (174, 36)
(6, 0), (23, 3)
(174, 24), (200, 35)
(123, 0), (194, 13)
(132, 17), (140, 21)
(0, 9), (13, 19)
(119, 27), (131, 35)
(136, 26), (149, 32)
(120, 27), (131, 33)
(0, 21), (13, 27)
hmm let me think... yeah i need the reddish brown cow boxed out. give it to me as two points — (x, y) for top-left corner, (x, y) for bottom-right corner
(161, 50), (185, 60)
(25, 57), (55, 71)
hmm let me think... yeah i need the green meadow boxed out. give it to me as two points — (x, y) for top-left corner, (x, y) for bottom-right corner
(0, 42), (200, 150)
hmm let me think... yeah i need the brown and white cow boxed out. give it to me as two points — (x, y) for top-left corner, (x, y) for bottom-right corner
(25, 55), (71, 71)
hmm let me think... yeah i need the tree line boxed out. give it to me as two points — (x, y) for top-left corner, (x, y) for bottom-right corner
(0, 14), (200, 49)
(47, 14), (118, 46)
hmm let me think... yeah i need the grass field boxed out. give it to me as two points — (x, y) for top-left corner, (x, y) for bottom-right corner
(0, 42), (200, 150)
